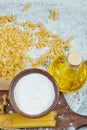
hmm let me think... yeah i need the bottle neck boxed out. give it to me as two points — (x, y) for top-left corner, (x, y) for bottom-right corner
(65, 52), (83, 71)
(65, 58), (82, 71)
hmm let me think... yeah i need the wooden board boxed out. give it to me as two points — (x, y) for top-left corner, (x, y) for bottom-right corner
(0, 91), (87, 130)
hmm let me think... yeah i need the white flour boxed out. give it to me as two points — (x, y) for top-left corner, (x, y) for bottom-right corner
(14, 73), (55, 115)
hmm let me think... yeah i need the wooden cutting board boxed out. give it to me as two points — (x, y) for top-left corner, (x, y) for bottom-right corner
(0, 90), (87, 130)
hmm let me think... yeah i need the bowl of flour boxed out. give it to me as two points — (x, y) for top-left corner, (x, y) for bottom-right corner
(9, 68), (59, 118)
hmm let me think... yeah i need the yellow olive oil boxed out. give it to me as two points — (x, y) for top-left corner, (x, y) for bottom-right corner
(48, 52), (87, 93)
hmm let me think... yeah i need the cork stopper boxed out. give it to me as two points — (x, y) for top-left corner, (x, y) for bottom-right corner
(68, 52), (82, 66)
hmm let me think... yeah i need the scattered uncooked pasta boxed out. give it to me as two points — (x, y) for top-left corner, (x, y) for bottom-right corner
(50, 9), (58, 20)
(22, 3), (30, 12)
(0, 15), (16, 26)
(0, 15), (73, 80)
(0, 94), (8, 114)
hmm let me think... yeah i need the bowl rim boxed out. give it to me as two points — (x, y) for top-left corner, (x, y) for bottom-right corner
(9, 68), (59, 118)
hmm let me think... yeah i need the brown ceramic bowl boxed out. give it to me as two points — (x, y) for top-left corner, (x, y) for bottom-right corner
(9, 68), (59, 118)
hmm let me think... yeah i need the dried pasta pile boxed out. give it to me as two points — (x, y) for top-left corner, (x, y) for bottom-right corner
(0, 112), (56, 128)
(0, 15), (73, 80)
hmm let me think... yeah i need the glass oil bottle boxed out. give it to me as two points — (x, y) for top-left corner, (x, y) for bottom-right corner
(48, 52), (87, 93)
